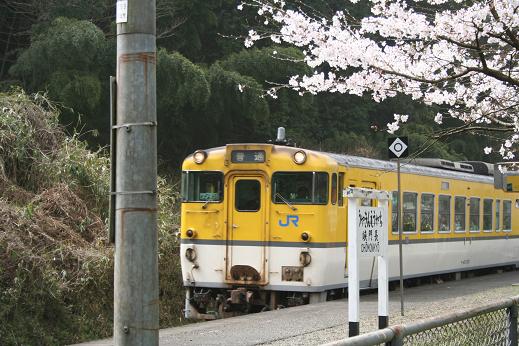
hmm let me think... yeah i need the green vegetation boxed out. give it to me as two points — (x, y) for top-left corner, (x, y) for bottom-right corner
(0, 90), (182, 344)
(1, 0), (500, 169)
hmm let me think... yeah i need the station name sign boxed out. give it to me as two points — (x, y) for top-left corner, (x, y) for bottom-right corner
(357, 207), (387, 257)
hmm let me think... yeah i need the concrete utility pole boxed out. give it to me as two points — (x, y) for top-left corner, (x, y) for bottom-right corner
(114, 0), (158, 344)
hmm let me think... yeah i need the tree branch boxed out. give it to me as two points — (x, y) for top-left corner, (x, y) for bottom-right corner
(489, 0), (519, 50)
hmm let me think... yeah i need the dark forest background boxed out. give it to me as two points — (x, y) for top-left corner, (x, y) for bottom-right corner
(0, 0), (501, 171)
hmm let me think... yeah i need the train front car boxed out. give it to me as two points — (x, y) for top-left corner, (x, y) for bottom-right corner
(180, 144), (345, 319)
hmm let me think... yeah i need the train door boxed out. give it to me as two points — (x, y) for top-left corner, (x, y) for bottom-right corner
(226, 175), (268, 284)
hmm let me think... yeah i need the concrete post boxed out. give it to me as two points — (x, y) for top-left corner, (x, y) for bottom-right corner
(378, 199), (389, 330)
(114, 0), (158, 344)
(348, 197), (360, 337)
(509, 304), (518, 345)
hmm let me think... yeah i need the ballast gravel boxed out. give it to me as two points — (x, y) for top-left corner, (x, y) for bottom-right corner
(75, 270), (519, 346)
(263, 272), (519, 345)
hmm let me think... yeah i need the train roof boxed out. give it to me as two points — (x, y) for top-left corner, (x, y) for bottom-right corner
(185, 144), (494, 184)
(325, 152), (494, 184)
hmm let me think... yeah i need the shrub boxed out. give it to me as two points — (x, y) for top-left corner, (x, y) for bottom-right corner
(0, 90), (184, 344)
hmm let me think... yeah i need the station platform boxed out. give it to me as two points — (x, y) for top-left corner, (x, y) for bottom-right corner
(77, 270), (519, 346)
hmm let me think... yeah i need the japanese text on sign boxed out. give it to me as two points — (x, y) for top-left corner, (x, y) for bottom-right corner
(357, 206), (387, 257)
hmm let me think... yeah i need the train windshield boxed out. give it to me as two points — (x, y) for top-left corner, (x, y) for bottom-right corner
(181, 171), (223, 202)
(272, 172), (328, 205)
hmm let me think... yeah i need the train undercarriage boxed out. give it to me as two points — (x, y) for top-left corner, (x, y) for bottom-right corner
(184, 265), (518, 320)
(184, 286), (337, 320)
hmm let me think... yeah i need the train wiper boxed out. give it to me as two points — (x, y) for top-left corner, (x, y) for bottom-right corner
(275, 193), (297, 211)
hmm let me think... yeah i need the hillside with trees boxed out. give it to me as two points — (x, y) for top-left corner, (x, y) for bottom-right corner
(1, 0), (501, 168)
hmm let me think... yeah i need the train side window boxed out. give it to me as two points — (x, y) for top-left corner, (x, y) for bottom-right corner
(483, 199), (493, 232)
(361, 198), (372, 207)
(420, 193), (434, 233)
(469, 197), (480, 232)
(454, 196), (466, 232)
(403, 192), (418, 233)
(503, 200), (512, 231)
(438, 195), (451, 233)
(338, 173), (344, 206)
(495, 199), (501, 232)
(391, 191), (399, 233)
(331, 173), (337, 205)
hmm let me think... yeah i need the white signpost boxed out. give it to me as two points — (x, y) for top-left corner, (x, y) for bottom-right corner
(346, 187), (389, 337)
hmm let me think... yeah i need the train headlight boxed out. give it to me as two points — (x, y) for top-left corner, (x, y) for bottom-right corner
(301, 232), (310, 242)
(293, 150), (307, 165)
(185, 247), (197, 262)
(193, 150), (207, 164)
(299, 251), (312, 267)
(186, 229), (196, 238)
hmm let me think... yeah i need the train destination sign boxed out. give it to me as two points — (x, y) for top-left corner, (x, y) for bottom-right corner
(357, 206), (387, 257)
(231, 150), (266, 163)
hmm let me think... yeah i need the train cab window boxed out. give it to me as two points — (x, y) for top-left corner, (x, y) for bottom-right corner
(438, 195), (451, 233)
(181, 171), (223, 202)
(483, 199), (493, 232)
(469, 197), (480, 232)
(338, 173), (344, 206)
(503, 200), (512, 231)
(272, 172), (328, 205)
(454, 196), (466, 232)
(495, 200), (501, 231)
(420, 194), (434, 233)
(403, 192), (418, 233)
(331, 173), (337, 205)
(235, 180), (260, 212)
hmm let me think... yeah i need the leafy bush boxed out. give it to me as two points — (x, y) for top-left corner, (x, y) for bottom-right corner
(0, 90), (183, 344)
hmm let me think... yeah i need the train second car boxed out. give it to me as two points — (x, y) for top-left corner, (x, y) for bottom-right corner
(180, 143), (519, 319)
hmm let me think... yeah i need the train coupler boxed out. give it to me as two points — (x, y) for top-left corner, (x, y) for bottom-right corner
(225, 287), (256, 313)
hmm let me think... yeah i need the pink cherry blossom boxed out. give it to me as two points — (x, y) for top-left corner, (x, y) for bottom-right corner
(243, 0), (519, 158)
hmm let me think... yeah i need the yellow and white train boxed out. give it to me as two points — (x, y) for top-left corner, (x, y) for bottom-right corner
(180, 138), (519, 319)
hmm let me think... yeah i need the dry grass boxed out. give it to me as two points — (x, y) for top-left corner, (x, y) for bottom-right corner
(0, 90), (183, 344)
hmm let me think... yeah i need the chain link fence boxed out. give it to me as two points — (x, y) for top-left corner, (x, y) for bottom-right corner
(323, 296), (519, 346)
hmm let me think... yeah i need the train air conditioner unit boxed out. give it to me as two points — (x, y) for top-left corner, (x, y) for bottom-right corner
(494, 162), (519, 192)
(409, 158), (474, 174)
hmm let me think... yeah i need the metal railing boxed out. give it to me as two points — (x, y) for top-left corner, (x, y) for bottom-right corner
(323, 295), (519, 346)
